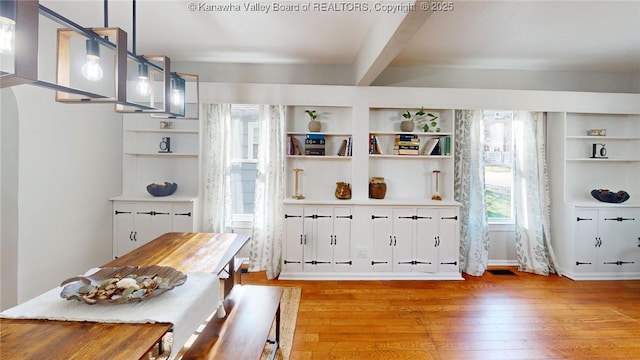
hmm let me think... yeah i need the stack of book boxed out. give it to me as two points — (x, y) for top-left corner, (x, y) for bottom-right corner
(305, 134), (326, 156)
(393, 134), (420, 155)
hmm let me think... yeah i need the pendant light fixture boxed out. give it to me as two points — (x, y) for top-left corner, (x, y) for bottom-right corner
(1, 0), (198, 117)
(0, 0), (38, 88)
(0, 0), (16, 54)
(116, 0), (199, 118)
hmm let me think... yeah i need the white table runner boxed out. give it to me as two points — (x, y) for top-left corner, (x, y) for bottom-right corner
(0, 271), (220, 359)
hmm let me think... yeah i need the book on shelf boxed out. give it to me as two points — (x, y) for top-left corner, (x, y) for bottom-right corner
(337, 136), (353, 157)
(346, 136), (352, 156)
(305, 149), (326, 156)
(304, 138), (326, 145)
(288, 136), (301, 155)
(394, 148), (420, 155)
(305, 133), (325, 140)
(395, 134), (419, 141)
(441, 136), (451, 155)
(369, 135), (383, 154)
(421, 138), (440, 155)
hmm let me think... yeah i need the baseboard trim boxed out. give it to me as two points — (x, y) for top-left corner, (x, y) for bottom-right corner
(488, 260), (519, 267)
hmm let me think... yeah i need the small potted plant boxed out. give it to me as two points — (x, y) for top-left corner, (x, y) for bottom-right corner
(306, 110), (321, 132)
(402, 107), (439, 132)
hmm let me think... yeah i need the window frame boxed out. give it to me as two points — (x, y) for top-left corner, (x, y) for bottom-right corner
(483, 110), (515, 225)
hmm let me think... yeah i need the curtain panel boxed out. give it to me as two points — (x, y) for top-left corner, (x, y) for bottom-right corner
(249, 105), (286, 279)
(513, 111), (558, 276)
(201, 104), (232, 233)
(454, 110), (490, 276)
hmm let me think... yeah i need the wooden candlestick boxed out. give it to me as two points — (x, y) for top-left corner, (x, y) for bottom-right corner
(292, 168), (305, 199)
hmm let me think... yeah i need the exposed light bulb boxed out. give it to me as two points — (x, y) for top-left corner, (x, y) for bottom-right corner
(81, 39), (103, 81)
(171, 88), (183, 106)
(81, 57), (103, 81)
(136, 63), (150, 96)
(137, 76), (150, 96)
(0, 16), (15, 55)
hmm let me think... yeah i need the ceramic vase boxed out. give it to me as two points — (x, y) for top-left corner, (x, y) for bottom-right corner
(308, 120), (321, 132)
(369, 177), (387, 199)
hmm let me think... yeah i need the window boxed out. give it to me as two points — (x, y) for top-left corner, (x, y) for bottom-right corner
(483, 110), (514, 223)
(229, 105), (259, 225)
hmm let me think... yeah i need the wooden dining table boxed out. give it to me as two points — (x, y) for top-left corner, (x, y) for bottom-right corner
(0, 232), (251, 360)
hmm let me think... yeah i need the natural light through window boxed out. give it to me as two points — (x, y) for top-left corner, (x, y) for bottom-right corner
(483, 110), (514, 222)
(230, 105), (259, 224)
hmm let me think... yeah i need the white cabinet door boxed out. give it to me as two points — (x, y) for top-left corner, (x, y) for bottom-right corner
(332, 207), (353, 272)
(113, 202), (136, 258)
(171, 203), (194, 232)
(393, 208), (417, 272)
(598, 209), (640, 273)
(283, 207), (304, 272)
(415, 208), (437, 273)
(370, 207), (393, 272)
(305, 206), (334, 272)
(575, 210), (599, 273)
(436, 208), (461, 273)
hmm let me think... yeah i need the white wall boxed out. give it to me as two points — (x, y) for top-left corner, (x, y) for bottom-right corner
(1, 88), (20, 309)
(1, 85), (122, 308)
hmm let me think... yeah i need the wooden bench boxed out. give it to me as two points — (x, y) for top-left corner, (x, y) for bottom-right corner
(181, 284), (284, 360)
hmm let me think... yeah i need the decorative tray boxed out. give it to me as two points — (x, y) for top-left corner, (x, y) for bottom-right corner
(60, 265), (187, 305)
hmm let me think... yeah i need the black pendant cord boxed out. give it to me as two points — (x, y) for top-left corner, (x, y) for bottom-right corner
(132, 0), (137, 55)
(103, 0), (108, 40)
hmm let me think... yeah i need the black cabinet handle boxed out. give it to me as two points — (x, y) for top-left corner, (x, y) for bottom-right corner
(284, 260), (301, 264)
(577, 217), (593, 221)
(335, 261), (353, 265)
(576, 261), (592, 266)
(603, 261), (635, 266)
(305, 260), (331, 265)
(174, 212), (192, 217)
(335, 215), (353, 219)
(304, 215), (331, 219)
(371, 215), (388, 220)
(398, 260), (432, 265)
(604, 217), (636, 222)
(284, 214), (302, 219)
(441, 261), (458, 266)
(115, 210), (131, 215)
(441, 216), (458, 220)
(371, 261), (388, 265)
(136, 211), (169, 216)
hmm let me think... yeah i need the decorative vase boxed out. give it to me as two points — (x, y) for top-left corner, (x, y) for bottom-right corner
(308, 120), (321, 132)
(369, 177), (387, 199)
(400, 120), (414, 132)
(335, 182), (352, 200)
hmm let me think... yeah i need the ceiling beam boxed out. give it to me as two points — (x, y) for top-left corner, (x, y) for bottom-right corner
(353, 1), (434, 86)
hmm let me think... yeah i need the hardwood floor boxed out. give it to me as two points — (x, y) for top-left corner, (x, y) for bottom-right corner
(243, 268), (640, 360)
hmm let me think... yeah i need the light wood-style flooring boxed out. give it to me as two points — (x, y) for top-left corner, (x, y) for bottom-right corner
(243, 267), (640, 360)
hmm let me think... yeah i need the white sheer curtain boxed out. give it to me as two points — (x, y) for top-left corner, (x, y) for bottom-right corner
(248, 105), (286, 279)
(454, 110), (490, 276)
(513, 111), (558, 276)
(201, 104), (232, 232)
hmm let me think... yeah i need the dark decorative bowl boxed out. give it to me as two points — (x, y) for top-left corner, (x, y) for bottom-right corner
(147, 182), (177, 197)
(591, 189), (630, 203)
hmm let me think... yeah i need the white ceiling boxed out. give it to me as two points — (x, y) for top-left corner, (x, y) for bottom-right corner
(40, 0), (640, 85)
